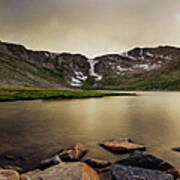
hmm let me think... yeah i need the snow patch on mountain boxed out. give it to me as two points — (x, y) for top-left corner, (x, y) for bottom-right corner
(133, 64), (149, 70)
(69, 77), (82, 87)
(121, 52), (136, 60)
(146, 52), (154, 57)
(75, 71), (87, 81)
(88, 59), (102, 81)
(117, 66), (128, 72)
(133, 63), (161, 71)
(149, 63), (161, 70)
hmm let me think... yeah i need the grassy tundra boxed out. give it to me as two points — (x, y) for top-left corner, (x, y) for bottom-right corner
(0, 87), (136, 101)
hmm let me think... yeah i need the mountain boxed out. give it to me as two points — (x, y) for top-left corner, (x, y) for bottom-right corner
(1, 41), (180, 90)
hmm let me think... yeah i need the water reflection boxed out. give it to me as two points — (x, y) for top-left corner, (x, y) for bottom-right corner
(0, 92), (180, 169)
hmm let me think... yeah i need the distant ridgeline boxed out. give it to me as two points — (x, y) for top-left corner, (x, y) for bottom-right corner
(1, 41), (180, 90)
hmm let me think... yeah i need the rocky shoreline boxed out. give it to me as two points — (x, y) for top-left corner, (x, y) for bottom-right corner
(0, 138), (179, 180)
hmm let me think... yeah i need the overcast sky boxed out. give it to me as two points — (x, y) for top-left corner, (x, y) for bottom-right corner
(0, 0), (180, 57)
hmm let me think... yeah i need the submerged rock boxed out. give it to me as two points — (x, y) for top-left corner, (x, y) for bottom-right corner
(4, 154), (25, 161)
(84, 158), (111, 168)
(115, 151), (174, 171)
(22, 162), (100, 180)
(0, 169), (20, 180)
(3, 165), (24, 173)
(172, 147), (180, 152)
(37, 155), (61, 170)
(5, 155), (16, 161)
(99, 138), (146, 154)
(59, 143), (88, 161)
(111, 164), (174, 180)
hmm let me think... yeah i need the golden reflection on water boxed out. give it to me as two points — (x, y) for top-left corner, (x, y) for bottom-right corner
(0, 92), (180, 168)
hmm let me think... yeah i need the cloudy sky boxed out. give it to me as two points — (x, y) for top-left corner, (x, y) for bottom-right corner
(0, 0), (180, 57)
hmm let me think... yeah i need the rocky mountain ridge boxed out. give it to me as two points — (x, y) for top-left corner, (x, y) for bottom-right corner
(1, 41), (180, 90)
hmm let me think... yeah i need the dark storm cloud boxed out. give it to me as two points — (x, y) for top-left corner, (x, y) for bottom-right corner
(0, 0), (180, 57)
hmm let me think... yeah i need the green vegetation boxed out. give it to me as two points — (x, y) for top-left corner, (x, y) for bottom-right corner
(0, 87), (136, 101)
(0, 52), (67, 88)
(98, 71), (180, 91)
(82, 59), (180, 91)
(2, 43), (180, 91)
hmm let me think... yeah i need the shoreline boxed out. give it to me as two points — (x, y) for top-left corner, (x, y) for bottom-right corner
(0, 87), (136, 102)
(0, 139), (179, 180)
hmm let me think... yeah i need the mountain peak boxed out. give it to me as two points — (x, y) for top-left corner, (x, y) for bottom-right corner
(1, 41), (180, 90)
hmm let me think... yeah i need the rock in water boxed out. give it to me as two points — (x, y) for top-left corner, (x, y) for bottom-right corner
(84, 158), (111, 168)
(21, 162), (100, 180)
(0, 169), (20, 180)
(115, 151), (174, 171)
(111, 164), (174, 180)
(59, 143), (88, 161)
(2, 165), (24, 173)
(4, 155), (16, 161)
(37, 155), (61, 170)
(99, 138), (146, 154)
(172, 147), (180, 152)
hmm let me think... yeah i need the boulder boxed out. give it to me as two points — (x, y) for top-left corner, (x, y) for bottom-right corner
(37, 155), (61, 170)
(115, 151), (174, 171)
(4, 154), (25, 161)
(22, 162), (100, 180)
(99, 170), (112, 180)
(5, 155), (16, 161)
(21, 169), (41, 180)
(0, 169), (20, 180)
(84, 158), (111, 168)
(111, 164), (174, 180)
(97, 167), (113, 180)
(99, 138), (146, 154)
(172, 147), (180, 152)
(59, 144), (88, 161)
(3, 165), (24, 173)
(166, 169), (180, 179)
(20, 175), (31, 180)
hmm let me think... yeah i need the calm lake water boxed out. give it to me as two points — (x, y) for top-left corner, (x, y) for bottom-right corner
(0, 92), (180, 169)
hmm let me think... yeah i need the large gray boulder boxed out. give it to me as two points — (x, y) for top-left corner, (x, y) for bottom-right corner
(115, 151), (174, 171)
(112, 164), (174, 180)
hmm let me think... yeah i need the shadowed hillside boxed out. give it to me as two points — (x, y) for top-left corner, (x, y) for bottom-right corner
(1, 41), (180, 90)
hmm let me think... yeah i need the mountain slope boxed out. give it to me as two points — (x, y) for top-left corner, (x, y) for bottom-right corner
(1, 41), (180, 90)
(0, 42), (89, 88)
